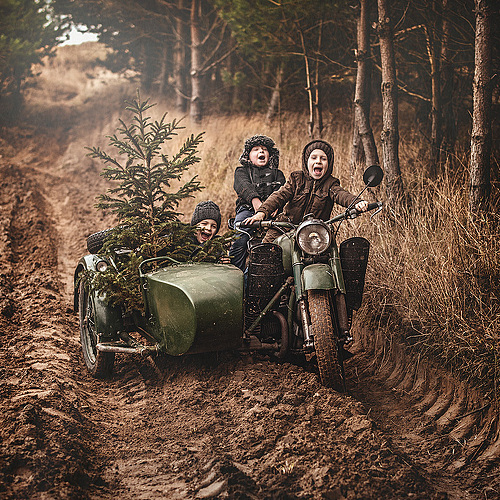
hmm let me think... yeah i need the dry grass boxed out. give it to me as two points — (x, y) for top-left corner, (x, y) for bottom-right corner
(357, 153), (499, 399)
(159, 109), (360, 224)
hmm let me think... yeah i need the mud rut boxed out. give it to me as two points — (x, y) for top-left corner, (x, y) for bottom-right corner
(0, 93), (499, 500)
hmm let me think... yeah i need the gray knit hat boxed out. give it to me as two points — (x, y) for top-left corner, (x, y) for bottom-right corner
(190, 200), (221, 233)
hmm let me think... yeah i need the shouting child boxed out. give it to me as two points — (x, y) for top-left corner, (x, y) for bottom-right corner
(229, 135), (285, 270)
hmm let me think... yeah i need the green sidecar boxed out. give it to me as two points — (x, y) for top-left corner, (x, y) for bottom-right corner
(74, 255), (244, 378)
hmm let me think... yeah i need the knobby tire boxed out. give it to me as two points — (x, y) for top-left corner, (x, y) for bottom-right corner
(78, 280), (115, 378)
(308, 289), (345, 391)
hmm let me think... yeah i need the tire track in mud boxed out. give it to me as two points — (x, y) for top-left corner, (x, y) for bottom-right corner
(83, 352), (451, 499)
(0, 159), (98, 499)
(347, 328), (500, 499)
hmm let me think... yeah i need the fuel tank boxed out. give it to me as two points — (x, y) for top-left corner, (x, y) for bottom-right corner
(144, 263), (244, 355)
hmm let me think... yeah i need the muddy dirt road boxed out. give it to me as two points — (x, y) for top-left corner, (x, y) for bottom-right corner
(0, 46), (498, 499)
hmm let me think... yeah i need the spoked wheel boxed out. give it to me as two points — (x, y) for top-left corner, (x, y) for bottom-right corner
(78, 281), (115, 378)
(308, 289), (345, 391)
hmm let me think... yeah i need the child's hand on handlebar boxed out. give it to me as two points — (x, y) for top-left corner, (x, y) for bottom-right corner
(354, 200), (368, 212)
(243, 211), (266, 225)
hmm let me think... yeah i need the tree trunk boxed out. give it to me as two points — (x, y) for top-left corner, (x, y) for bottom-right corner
(440, 0), (456, 154)
(297, 26), (315, 138)
(174, 0), (188, 113)
(352, 0), (379, 173)
(230, 51), (241, 111)
(158, 46), (169, 96)
(351, 124), (365, 174)
(190, 0), (203, 123)
(266, 62), (283, 122)
(377, 0), (404, 204)
(424, 1), (443, 178)
(140, 41), (154, 93)
(314, 20), (324, 137)
(469, 0), (492, 214)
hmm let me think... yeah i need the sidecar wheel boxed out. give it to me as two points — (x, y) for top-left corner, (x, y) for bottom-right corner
(308, 290), (345, 391)
(78, 281), (115, 378)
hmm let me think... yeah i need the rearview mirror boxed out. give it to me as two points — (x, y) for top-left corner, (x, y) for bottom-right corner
(363, 165), (384, 187)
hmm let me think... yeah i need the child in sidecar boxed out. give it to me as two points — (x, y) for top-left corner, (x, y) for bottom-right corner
(189, 200), (230, 264)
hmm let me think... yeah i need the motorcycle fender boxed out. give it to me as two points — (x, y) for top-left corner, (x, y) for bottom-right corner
(74, 255), (124, 337)
(301, 263), (336, 291)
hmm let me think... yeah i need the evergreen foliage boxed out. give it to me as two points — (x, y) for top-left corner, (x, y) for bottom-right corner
(86, 92), (206, 312)
(0, 0), (63, 107)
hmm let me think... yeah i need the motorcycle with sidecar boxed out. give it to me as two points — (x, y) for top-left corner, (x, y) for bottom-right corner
(74, 166), (383, 390)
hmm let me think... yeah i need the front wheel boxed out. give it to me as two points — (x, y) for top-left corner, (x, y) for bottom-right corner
(308, 290), (345, 391)
(78, 281), (115, 378)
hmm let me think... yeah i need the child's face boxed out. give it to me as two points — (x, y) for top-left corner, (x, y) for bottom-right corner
(249, 145), (269, 167)
(195, 219), (218, 244)
(307, 149), (329, 180)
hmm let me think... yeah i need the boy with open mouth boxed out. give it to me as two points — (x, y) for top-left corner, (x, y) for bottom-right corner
(230, 135), (285, 270)
(190, 200), (230, 263)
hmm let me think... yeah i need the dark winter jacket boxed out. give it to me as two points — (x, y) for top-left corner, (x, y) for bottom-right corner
(234, 164), (286, 212)
(256, 143), (357, 225)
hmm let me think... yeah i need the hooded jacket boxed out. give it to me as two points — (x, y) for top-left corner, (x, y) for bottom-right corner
(256, 140), (357, 224)
(233, 135), (285, 212)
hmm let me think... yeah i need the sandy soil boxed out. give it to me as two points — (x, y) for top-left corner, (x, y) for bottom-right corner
(0, 45), (498, 499)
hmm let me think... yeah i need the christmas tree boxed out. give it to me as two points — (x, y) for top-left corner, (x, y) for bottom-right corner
(85, 92), (207, 312)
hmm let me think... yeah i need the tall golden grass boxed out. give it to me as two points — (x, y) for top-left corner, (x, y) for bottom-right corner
(27, 43), (499, 398)
(356, 155), (499, 398)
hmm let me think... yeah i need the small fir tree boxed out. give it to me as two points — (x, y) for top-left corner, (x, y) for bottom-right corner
(85, 92), (206, 312)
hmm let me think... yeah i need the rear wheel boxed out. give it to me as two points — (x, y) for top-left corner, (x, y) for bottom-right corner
(308, 289), (345, 391)
(78, 281), (115, 378)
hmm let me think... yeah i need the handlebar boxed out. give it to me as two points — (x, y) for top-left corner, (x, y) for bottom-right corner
(235, 201), (383, 230)
(342, 201), (382, 220)
(234, 220), (294, 230)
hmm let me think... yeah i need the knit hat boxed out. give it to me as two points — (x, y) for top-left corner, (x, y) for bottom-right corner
(239, 134), (280, 170)
(302, 140), (334, 180)
(190, 200), (222, 233)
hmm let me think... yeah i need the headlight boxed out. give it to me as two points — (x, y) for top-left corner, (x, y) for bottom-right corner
(96, 260), (108, 272)
(296, 220), (331, 255)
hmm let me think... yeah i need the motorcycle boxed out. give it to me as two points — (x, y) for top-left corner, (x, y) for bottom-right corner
(74, 165), (382, 390)
(234, 165), (384, 390)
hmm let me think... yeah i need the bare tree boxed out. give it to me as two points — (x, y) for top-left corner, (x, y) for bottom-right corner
(469, 0), (492, 214)
(351, 0), (379, 173)
(423, 0), (445, 177)
(266, 62), (283, 122)
(173, 0), (188, 113)
(190, 0), (203, 122)
(314, 19), (324, 137)
(440, 0), (456, 154)
(296, 18), (325, 138)
(377, 0), (404, 204)
(297, 25), (316, 138)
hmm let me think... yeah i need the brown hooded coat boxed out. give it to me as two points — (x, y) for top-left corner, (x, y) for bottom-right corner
(257, 141), (357, 242)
